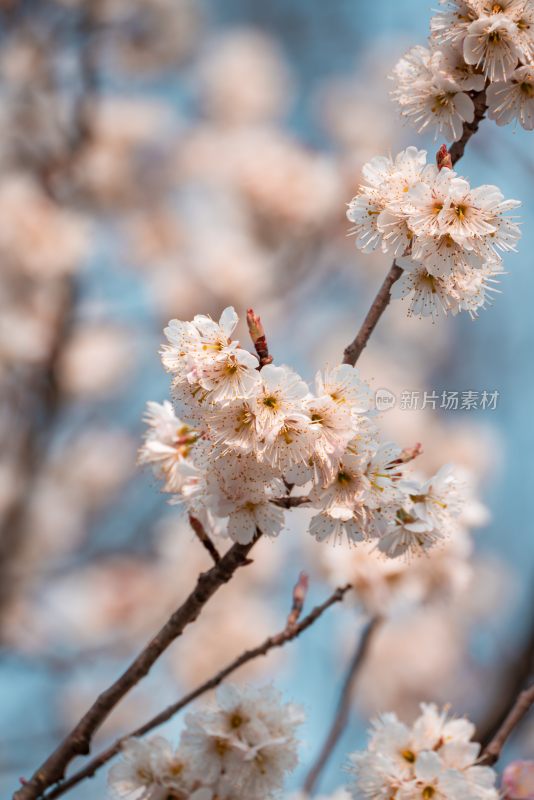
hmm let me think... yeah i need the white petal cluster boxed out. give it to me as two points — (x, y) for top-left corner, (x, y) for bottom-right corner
(347, 147), (521, 320)
(108, 683), (303, 800)
(346, 704), (499, 800)
(392, 0), (534, 135)
(141, 307), (468, 557)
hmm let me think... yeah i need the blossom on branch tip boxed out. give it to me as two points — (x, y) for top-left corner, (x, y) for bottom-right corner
(140, 307), (473, 557)
(347, 148), (520, 318)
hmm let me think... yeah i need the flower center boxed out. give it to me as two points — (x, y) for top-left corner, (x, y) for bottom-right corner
(230, 712), (244, 728)
(169, 761), (184, 776)
(520, 82), (534, 97)
(423, 787), (436, 799)
(337, 469), (352, 485)
(214, 737), (229, 757)
(454, 204), (467, 220)
(401, 748), (416, 763)
(136, 767), (153, 783)
(263, 394), (279, 409)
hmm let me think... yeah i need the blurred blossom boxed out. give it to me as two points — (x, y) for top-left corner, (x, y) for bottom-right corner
(73, 98), (176, 205)
(57, 324), (135, 397)
(503, 761), (534, 800)
(0, 174), (88, 278)
(196, 29), (294, 125)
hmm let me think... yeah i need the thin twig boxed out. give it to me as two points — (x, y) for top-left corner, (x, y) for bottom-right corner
(188, 514), (221, 564)
(481, 682), (534, 766)
(14, 534), (262, 800)
(476, 607), (534, 749)
(287, 571), (309, 629)
(342, 89), (488, 367)
(271, 495), (311, 509)
(303, 617), (382, 795)
(41, 583), (352, 800)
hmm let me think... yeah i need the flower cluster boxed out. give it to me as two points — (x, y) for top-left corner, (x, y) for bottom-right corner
(347, 703), (499, 800)
(139, 306), (469, 557)
(392, 0), (534, 137)
(346, 146), (521, 319)
(108, 683), (303, 800)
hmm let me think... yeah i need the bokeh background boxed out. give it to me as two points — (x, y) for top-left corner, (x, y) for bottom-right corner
(1, 0), (533, 796)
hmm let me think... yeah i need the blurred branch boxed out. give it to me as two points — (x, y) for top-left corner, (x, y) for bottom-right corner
(342, 89), (487, 367)
(477, 601), (534, 748)
(481, 682), (534, 766)
(0, 0), (102, 628)
(39, 581), (351, 800)
(303, 616), (382, 796)
(14, 533), (262, 800)
(188, 514), (221, 564)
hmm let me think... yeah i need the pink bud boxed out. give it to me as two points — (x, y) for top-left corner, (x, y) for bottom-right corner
(502, 761), (534, 799)
(436, 144), (453, 171)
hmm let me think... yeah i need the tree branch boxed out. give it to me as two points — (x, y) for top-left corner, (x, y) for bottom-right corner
(40, 583), (352, 800)
(342, 89), (488, 367)
(302, 616), (382, 795)
(481, 682), (534, 766)
(14, 533), (262, 800)
(188, 514), (221, 564)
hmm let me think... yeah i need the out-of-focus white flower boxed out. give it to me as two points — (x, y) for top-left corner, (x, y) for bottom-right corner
(108, 735), (208, 800)
(180, 683), (303, 799)
(57, 324), (134, 397)
(347, 705), (499, 800)
(108, 736), (167, 799)
(0, 174), (88, 278)
(196, 28), (293, 124)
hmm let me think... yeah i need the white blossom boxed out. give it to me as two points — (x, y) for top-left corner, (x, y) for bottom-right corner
(180, 684), (303, 799)
(138, 401), (199, 493)
(346, 705), (499, 800)
(391, 259), (452, 321)
(487, 64), (534, 129)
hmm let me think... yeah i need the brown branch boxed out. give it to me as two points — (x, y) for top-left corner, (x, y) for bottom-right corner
(272, 495), (311, 509)
(449, 89), (488, 165)
(40, 583), (352, 800)
(342, 261), (403, 366)
(342, 89), (488, 367)
(303, 616), (382, 795)
(476, 609), (534, 749)
(481, 682), (534, 766)
(13, 534), (262, 800)
(188, 514), (221, 564)
(287, 571), (309, 628)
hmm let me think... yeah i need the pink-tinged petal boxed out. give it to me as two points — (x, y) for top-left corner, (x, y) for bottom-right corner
(502, 761), (534, 799)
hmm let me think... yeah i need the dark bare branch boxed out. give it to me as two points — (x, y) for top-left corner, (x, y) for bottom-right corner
(189, 514), (221, 564)
(14, 534), (261, 800)
(41, 583), (352, 800)
(303, 617), (382, 795)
